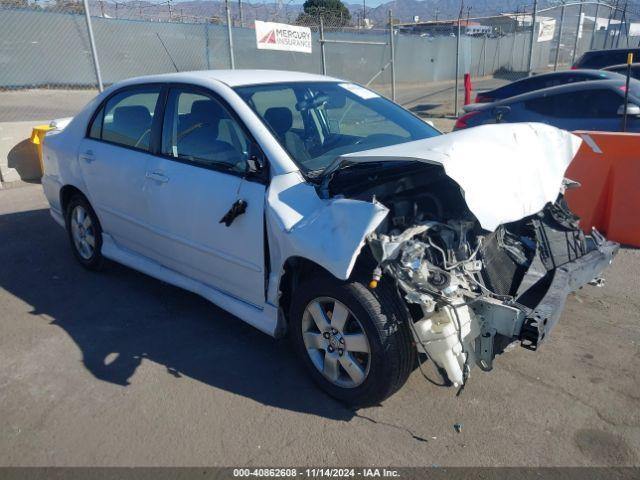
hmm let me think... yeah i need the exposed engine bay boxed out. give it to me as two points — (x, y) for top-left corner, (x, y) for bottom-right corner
(326, 160), (618, 389)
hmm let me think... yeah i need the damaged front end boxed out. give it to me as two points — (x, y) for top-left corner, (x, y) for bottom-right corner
(367, 197), (617, 387)
(312, 124), (618, 388)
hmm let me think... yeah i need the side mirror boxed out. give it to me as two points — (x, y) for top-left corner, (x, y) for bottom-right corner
(617, 103), (640, 116)
(246, 155), (264, 175)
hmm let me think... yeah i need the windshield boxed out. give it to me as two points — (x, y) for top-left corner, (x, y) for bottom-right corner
(234, 81), (440, 174)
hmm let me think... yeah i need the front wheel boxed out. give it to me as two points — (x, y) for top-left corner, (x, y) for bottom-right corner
(289, 276), (415, 407)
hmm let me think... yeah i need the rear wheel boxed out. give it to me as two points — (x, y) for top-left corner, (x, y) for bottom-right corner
(65, 194), (104, 271)
(289, 275), (415, 407)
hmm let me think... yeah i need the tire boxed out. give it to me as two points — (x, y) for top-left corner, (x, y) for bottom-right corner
(65, 194), (104, 271)
(289, 275), (415, 407)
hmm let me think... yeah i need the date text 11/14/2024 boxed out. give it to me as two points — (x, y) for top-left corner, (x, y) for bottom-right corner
(232, 468), (401, 477)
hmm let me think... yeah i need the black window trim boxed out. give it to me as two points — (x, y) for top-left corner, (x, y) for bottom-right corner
(85, 82), (165, 155)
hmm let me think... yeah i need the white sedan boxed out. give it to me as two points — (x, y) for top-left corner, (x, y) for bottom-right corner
(42, 70), (617, 405)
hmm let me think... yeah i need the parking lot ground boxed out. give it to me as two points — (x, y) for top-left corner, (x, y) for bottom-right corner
(1, 184), (639, 467)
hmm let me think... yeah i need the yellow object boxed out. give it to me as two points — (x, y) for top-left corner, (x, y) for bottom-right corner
(628, 53), (634, 65)
(30, 124), (53, 176)
(368, 279), (378, 289)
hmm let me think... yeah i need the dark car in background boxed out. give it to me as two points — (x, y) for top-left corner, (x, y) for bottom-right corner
(475, 69), (623, 103)
(603, 63), (640, 80)
(573, 48), (640, 69)
(455, 79), (640, 132)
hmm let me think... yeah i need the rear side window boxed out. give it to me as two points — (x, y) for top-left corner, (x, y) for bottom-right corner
(88, 86), (161, 151)
(525, 89), (622, 118)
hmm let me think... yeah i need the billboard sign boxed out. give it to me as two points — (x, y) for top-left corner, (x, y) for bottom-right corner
(255, 20), (312, 54)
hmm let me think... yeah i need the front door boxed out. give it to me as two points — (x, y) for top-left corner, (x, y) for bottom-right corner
(143, 87), (267, 307)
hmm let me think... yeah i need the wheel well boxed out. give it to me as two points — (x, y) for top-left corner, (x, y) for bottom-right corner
(278, 250), (377, 319)
(278, 257), (332, 319)
(60, 185), (85, 215)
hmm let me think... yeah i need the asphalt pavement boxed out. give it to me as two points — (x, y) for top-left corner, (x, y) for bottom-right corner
(0, 184), (638, 466)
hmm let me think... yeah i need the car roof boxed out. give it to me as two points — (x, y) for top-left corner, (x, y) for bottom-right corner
(112, 69), (343, 88)
(472, 78), (628, 110)
(480, 69), (622, 97)
(582, 48), (640, 56)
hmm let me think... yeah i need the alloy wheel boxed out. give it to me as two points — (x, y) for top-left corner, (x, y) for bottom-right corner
(301, 297), (371, 388)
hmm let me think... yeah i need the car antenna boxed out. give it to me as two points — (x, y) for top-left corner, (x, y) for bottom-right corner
(156, 33), (180, 72)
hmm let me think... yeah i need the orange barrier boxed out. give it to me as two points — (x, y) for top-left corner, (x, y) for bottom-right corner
(565, 131), (640, 247)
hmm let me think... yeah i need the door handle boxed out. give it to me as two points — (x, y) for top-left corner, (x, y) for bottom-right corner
(145, 171), (169, 183)
(80, 150), (95, 163)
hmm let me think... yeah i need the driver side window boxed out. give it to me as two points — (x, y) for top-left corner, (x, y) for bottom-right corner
(99, 87), (161, 152)
(161, 89), (250, 172)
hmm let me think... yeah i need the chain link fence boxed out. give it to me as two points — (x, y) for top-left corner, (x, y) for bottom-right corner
(1, 0), (638, 125)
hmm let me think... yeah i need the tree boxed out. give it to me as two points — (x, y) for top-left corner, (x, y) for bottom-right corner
(296, 0), (351, 27)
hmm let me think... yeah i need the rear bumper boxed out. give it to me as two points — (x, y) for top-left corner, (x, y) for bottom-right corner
(518, 237), (619, 350)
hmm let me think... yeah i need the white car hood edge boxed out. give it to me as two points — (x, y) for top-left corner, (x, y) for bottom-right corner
(340, 122), (583, 231)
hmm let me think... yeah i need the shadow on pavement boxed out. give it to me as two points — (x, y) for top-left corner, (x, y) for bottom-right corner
(7, 138), (42, 183)
(0, 207), (355, 420)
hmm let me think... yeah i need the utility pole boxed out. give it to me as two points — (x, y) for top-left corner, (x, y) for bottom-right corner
(98, 0), (104, 17)
(526, 0), (538, 76)
(168, 0), (173, 21)
(571, 0), (583, 65)
(434, 9), (439, 21)
(454, 0), (464, 117)
(389, 10), (396, 101)
(238, 0), (243, 27)
(225, 0), (235, 68)
(615, 0), (628, 48)
(605, 0), (619, 49)
(590, 2), (599, 50)
(82, 0), (103, 92)
(362, 0), (366, 27)
(554, 2), (565, 70)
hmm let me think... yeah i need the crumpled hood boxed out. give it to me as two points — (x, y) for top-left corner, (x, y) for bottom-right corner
(339, 123), (582, 231)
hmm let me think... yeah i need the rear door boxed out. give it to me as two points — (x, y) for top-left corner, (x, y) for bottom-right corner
(79, 85), (162, 253)
(142, 86), (267, 307)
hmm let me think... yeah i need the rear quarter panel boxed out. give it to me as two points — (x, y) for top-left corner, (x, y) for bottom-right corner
(42, 94), (103, 215)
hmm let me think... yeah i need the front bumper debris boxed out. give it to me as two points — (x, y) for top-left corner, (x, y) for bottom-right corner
(518, 237), (619, 350)
(368, 203), (619, 388)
